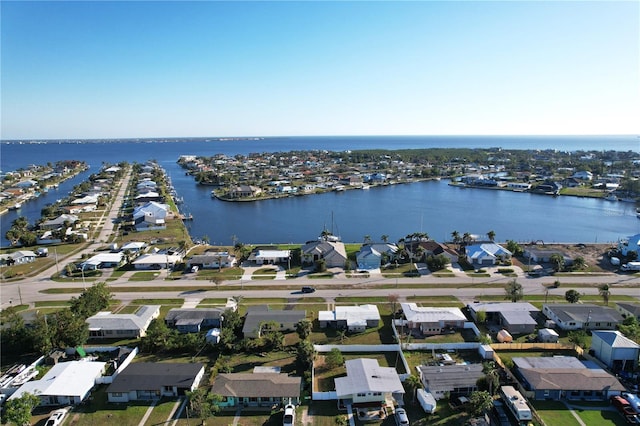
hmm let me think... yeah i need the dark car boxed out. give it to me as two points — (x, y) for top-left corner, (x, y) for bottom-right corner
(301, 286), (316, 293)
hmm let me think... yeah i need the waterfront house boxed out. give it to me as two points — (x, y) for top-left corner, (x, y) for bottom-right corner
(40, 214), (79, 231)
(465, 243), (512, 266)
(542, 304), (623, 331)
(132, 201), (169, 230)
(356, 243), (398, 270)
(523, 247), (573, 265)
(417, 363), (484, 400)
(71, 194), (99, 205)
(615, 302), (640, 321)
(301, 240), (347, 268)
(571, 170), (593, 181)
(468, 302), (539, 335)
(618, 233), (640, 257)
(400, 303), (467, 336)
(318, 305), (381, 332)
(413, 240), (458, 264)
(590, 330), (640, 372)
(247, 249), (291, 265)
(242, 306), (306, 338)
(186, 252), (236, 269)
(86, 305), (160, 339)
(107, 362), (205, 402)
(512, 356), (625, 401)
(164, 308), (224, 333)
(210, 373), (301, 408)
(335, 358), (404, 408)
(119, 241), (148, 254)
(9, 361), (106, 406)
(228, 185), (262, 198)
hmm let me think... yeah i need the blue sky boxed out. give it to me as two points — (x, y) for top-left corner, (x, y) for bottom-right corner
(1, 1), (638, 139)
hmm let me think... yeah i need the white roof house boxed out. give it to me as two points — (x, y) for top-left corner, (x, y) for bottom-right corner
(82, 252), (125, 269)
(401, 303), (467, 335)
(120, 241), (148, 252)
(86, 305), (160, 339)
(335, 358), (404, 404)
(465, 243), (511, 265)
(9, 361), (106, 406)
(248, 249), (291, 265)
(71, 195), (99, 205)
(318, 305), (381, 331)
(132, 201), (169, 222)
(132, 253), (182, 269)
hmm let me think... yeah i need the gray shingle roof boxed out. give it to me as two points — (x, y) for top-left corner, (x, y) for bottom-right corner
(106, 362), (204, 393)
(544, 304), (623, 323)
(210, 373), (301, 398)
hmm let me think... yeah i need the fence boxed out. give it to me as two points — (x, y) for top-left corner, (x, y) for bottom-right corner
(490, 342), (577, 351)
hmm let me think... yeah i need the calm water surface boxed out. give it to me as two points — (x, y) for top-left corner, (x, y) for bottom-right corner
(1, 136), (639, 247)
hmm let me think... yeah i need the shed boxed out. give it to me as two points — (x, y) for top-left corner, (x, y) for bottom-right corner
(479, 345), (494, 360)
(497, 329), (513, 343)
(538, 328), (559, 343)
(206, 328), (220, 344)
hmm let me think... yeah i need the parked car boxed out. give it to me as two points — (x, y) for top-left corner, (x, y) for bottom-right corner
(282, 403), (295, 426)
(301, 286), (315, 293)
(45, 408), (69, 426)
(395, 407), (410, 426)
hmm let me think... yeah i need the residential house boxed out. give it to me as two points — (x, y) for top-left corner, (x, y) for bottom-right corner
(81, 252), (125, 270)
(107, 362), (205, 402)
(615, 302), (640, 321)
(86, 305), (160, 339)
(301, 240), (347, 268)
(133, 201), (170, 231)
(228, 185), (262, 198)
(356, 243), (398, 270)
(134, 191), (163, 203)
(542, 304), (623, 331)
(417, 363), (484, 400)
(416, 240), (459, 264)
(71, 195), (99, 205)
(119, 241), (148, 254)
(5, 250), (37, 265)
(186, 252), (237, 269)
(618, 233), (640, 257)
(465, 243), (512, 266)
(590, 330), (640, 372)
(210, 373), (301, 408)
(9, 361), (106, 406)
(400, 303), (467, 336)
(242, 307), (306, 338)
(523, 247), (573, 266)
(335, 358), (404, 408)
(531, 181), (562, 195)
(512, 356), (625, 401)
(318, 305), (381, 332)
(247, 249), (291, 265)
(40, 214), (79, 231)
(132, 253), (182, 270)
(572, 170), (593, 181)
(164, 308), (224, 333)
(468, 302), (539, 335)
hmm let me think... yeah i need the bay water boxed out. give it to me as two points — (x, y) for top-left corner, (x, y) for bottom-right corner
(1, 135), (639, 247)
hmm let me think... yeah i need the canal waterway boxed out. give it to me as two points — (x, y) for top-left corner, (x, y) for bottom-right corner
(1, 136), (639, 247)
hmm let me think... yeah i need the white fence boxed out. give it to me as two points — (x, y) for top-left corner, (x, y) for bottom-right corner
(403, 342), (481, 351)
(95, 346), (138, 385)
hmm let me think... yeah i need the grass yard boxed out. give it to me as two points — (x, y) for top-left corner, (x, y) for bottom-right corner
(574, 408), (628, 426)
(531, 400), (582, 426)
(140, 397), (181, 426)
(64, 386), (150, 426)
(129, 271), (162, 281)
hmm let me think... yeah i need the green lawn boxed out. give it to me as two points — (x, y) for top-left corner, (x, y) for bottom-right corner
(532, 400), (582, 426)
(64, 386), (150, 426)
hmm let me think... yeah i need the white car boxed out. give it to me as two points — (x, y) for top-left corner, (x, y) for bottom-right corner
(395, 407), (410, 425)
(283, 403), (295, 426)
(45, 408), (69, 426)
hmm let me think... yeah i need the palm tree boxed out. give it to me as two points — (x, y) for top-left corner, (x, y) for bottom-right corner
(381, 234), (389, 243)
(363, 235), (372, 244)
(337, 329), (347, 344)
(598, 284), (611, 306)
(404, 374), (422, 403)
(462, 232), (473, 248)
(487, 230), (496, 242)
(451, 230), (461, 249)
